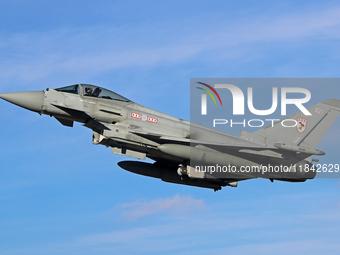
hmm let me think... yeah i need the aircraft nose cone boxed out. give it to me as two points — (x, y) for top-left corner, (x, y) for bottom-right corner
(0, 91), (45, 113)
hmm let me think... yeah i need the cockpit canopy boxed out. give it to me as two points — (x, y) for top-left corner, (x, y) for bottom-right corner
(55, 84), (131, 102)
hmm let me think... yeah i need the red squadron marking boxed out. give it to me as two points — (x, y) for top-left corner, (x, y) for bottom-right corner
(131, 112), (158, 123)
(297, 117), (307, 133)
(147, 116), (158, 123)
(131, 112), (142, 119)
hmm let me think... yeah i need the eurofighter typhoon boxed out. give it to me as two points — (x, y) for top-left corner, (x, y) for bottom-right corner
(1, 84), (339, 191)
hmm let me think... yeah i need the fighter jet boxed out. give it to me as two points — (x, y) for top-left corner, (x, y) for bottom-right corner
(1, 84), (339, 191)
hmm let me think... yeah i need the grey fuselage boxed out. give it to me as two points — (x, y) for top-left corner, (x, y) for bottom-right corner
(2, 83), (332, 191)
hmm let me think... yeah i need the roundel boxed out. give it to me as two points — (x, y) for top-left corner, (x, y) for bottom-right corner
(142, 115), (147, 121)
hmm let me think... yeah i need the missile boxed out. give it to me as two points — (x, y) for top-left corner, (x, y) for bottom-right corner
(226, 181), (238, 187)
(273, 143), (325, 155)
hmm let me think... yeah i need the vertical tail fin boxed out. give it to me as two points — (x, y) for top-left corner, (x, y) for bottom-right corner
(253, 99), (340, 148)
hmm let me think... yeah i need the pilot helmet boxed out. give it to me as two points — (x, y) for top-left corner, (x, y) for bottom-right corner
(85, 87), (93, 94)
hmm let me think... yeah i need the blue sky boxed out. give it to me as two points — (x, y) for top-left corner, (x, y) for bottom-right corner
(1, 1), (340, 254)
